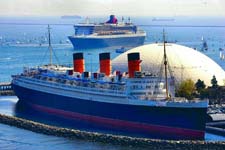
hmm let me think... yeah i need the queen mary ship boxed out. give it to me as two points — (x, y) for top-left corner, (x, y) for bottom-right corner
(12, 51), (208, 140)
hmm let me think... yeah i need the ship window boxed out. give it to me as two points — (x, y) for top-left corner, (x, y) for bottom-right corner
(153, 91), (161, 94)
(131, 92), (146, 95)
(147, 80), (153, 83)
(132, 85), (138, 89)
(146, 85), (151, 89)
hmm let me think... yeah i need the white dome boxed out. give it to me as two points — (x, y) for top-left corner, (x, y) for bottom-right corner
(112, 43), (225, 86)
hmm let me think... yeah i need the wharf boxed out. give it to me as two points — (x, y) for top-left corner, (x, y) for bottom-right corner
(206, 121), (225, 136)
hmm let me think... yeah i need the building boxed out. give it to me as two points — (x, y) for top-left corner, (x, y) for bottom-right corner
(112, 43), (225, 86)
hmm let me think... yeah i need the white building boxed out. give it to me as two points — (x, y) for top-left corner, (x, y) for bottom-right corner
(112, 43), (225, 86)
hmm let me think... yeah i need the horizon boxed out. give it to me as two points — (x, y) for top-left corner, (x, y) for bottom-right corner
(1, 15), (225, 18)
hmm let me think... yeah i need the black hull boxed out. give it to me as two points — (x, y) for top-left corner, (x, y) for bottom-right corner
(13, 84), (207, 140)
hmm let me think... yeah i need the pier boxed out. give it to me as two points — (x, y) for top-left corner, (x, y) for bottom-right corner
(206, 121), (225, 136)
(0, 82), (14, 95)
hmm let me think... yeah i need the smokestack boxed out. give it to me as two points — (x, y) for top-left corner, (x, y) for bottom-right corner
(73, 53), (85, 73)
(99, 52), (111, 76)
(127, 52), (141, 78)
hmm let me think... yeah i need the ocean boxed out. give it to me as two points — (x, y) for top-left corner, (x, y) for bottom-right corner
(0, 16), (225, 149)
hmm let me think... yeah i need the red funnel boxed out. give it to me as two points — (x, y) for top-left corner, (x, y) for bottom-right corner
(99, 53), (111, 76)
(127, 53), (141, 78)
(73, 53), (85, 73)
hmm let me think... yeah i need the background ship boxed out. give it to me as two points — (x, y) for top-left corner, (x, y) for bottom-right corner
(68, 15), (146, 49)
(11, 29), (208, 140)
(201, 36), (208, 51)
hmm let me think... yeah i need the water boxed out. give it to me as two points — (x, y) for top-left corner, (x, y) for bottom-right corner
(0, 123), (125, 150)
(0, 16), (225, 149)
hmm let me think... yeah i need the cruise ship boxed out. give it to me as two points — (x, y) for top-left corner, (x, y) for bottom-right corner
(11, 30), (208, 140)
(68, 15), (146, 49)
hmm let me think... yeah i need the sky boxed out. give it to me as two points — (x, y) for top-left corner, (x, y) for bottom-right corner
(0, 0), (224, 17)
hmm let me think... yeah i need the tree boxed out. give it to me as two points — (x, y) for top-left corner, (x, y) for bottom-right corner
(209, 75), (219, 102)
(195, 79), (206, 93)
(199, 88), (209, 100)
(176, 79), (196, 100)
(195, 79), (207, 99)
(211, 75), (218, 88)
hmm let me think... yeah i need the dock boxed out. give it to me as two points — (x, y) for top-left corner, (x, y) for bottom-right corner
(0, 82), (14, 95)
(206, 121), (225, 136)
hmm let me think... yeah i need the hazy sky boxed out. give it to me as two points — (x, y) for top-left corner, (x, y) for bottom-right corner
(0, 0), (224, 17)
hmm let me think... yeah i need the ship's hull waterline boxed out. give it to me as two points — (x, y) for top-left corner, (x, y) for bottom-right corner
(68, 35), (146, 49)
(13, 84), (207, 140)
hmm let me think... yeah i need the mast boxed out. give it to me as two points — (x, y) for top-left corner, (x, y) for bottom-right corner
(163, 29), (169, 99)
(47, 24), (52, 65)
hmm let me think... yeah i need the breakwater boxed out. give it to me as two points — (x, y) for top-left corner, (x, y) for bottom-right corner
(0, 114), (224, 149)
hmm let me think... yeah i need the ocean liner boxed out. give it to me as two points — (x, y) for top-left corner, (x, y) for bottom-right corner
(68, 15), (146, 49)
(12, 29), (208, 140)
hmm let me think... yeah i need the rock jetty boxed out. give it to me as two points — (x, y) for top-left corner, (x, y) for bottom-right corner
(0, 113), (225, 149)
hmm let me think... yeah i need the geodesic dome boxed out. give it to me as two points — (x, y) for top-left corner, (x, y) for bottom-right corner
(112, 43), (225, 86)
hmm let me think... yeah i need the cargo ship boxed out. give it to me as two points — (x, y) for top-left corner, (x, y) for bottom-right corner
(68, 15), (146, 49)
(12, 29), (208, 140)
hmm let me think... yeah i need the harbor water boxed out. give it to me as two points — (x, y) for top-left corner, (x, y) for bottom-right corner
(0, 16), (225, 149)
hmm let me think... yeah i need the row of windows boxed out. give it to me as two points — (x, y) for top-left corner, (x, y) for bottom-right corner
(131, 85), (163, 89)
(131, 92), (164, 95)
(131, 80), (157, 84)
